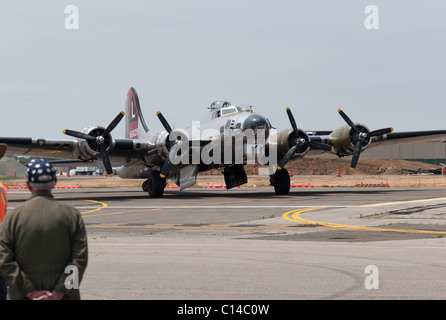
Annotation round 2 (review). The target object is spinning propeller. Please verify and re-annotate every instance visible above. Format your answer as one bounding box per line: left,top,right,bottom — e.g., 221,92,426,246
338,109,393,170
63,111,125,177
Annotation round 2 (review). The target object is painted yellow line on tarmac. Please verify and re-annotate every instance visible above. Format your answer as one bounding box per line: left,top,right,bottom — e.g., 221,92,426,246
80,199,163,217
80,198,260,218
355,197,446,208
85,208,163,218
282,207,326,223
81,198,446,235
283,207,446,235
81,200,108,214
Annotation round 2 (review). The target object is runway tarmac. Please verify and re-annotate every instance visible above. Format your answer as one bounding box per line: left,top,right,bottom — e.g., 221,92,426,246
6,186,446,300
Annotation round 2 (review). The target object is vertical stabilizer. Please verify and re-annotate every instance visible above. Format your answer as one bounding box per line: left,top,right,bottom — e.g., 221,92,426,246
125,87,152,140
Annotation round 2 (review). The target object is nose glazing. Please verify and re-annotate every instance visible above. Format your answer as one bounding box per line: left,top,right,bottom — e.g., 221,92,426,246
242,114,270,138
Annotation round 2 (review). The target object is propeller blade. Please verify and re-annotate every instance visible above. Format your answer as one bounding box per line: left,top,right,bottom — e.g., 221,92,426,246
368,127,393,137
277,145,298,170
350,140,363,170
338,109,360,134
63,129,96,141
286,107,300,138
156,111,172,133
160,157,172,179
103,111,125,137
99,144,114,177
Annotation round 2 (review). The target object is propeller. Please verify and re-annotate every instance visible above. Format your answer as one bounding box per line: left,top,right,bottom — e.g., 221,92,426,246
338,109,393,170
276,108,306,171
156,111,172,134
157,111,192,179
156,111,174,179
63,111,125,177
276,107,333,172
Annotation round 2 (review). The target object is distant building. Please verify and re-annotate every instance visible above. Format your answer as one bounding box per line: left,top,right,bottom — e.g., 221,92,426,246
362,141,446,165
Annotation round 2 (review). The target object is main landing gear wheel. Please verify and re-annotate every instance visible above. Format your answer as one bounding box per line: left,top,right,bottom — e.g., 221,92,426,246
145,170,166,198
271,169,290,195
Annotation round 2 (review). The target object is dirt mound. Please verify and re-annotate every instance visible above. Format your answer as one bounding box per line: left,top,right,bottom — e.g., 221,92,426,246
242,157,441,176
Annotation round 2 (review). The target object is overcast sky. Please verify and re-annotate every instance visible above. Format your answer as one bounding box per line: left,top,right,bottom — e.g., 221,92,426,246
0,1,445,139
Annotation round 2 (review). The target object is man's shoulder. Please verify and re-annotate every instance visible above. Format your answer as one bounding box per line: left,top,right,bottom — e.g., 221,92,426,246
14,195,80,215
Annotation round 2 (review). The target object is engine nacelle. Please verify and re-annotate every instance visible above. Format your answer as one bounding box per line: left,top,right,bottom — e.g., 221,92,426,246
155,131,170,161
72,126,114,161
329,123,372,157
277,128,310,159
155,129,190,162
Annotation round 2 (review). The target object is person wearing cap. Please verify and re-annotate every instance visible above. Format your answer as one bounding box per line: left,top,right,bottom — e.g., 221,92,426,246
0,158,88,300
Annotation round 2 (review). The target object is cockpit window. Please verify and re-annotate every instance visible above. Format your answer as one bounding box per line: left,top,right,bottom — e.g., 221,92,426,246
209,102,248,119
210,101,231,110
220,106,238,116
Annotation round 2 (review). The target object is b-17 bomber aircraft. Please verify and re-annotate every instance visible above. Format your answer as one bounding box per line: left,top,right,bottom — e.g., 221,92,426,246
1,87,446,198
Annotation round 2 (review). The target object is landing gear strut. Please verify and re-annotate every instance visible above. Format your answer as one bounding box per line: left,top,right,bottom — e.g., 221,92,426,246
142,170,166,198
270,169,290,195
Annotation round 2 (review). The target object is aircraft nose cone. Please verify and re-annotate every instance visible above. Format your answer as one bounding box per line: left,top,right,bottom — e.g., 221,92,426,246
243,114,270,138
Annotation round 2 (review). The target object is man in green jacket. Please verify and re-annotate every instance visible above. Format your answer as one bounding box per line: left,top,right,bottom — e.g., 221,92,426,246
0,159,88,300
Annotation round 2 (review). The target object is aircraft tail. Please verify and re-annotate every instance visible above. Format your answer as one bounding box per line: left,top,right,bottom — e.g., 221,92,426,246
125,87,152,139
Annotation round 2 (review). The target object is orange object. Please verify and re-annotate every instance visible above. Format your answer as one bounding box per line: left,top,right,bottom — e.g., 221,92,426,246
0,182,8,222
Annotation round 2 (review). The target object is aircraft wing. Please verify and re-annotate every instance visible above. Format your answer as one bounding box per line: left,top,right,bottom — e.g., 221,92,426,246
308,129,446,148
0,136,157,168
0,106,167,176
0,137,77,159
305,127,446,171
307,109,446,168
369,130,446,146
